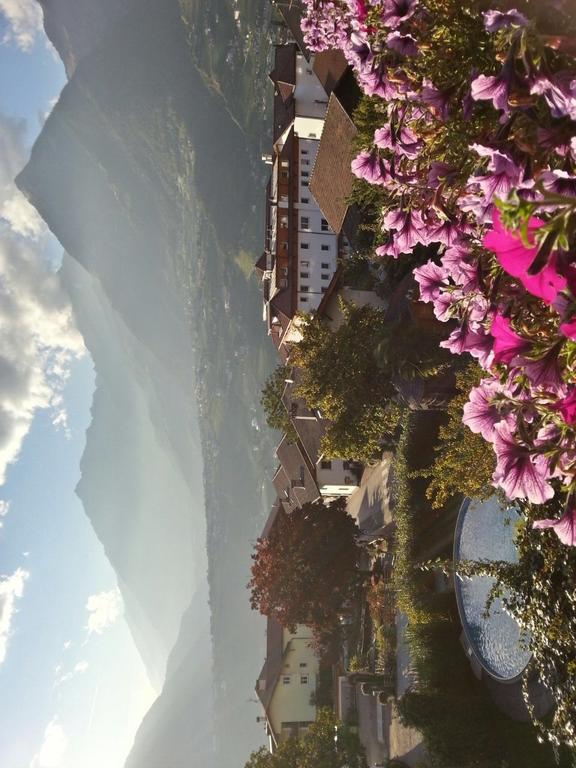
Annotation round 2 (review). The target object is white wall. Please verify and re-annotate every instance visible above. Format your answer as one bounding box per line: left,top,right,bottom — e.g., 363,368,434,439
295,53,329,119
317,459,358,496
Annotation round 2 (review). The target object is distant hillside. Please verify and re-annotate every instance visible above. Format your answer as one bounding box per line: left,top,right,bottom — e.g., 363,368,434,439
38,0,136,76
20,0,278,764
124,587,215,768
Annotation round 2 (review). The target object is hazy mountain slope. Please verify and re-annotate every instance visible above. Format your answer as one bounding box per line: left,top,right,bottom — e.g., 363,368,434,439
20,0,278,764
38,0,136,76
59,253,205,691
124,587,215,768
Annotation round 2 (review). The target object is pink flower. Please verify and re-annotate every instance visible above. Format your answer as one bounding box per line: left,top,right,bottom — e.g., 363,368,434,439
560,318,576,341
484,210,567,306
492,422,555,504
490,314,530,365
413,260,449,303
351,151,389,185
463,378,502,441
380,209,429,257
381,0,418,29
386,31,418,57
440,323,491,358
533,506,576,546
483,9,527,32
522,348,563,392
555,388,576,425
374,123,422,158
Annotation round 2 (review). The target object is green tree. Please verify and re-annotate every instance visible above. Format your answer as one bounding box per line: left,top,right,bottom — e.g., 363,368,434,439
248,499,362,644
244,709,366,768
260,364,297,440
418,363,496,508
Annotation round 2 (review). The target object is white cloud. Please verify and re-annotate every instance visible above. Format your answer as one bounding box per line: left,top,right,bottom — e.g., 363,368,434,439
30,719,68,768
54,659,89,687
0,567,29,664
0,113,44,239
0,499,9,528
86,588,123,635
0,114,85,485
0,0,43,51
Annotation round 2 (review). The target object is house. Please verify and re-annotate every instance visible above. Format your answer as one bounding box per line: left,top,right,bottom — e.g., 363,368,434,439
309,80,363,248
270,0,310,59
256,617,320,752
256,44,343,359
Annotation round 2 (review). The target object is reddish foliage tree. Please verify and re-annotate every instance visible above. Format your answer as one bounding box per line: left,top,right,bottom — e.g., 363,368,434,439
248,498,362,642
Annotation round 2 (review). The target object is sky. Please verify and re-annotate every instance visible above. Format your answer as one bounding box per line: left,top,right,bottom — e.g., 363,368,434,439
0,5,156,768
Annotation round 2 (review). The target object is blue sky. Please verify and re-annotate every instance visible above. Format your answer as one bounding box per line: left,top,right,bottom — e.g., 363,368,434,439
0,9,156,768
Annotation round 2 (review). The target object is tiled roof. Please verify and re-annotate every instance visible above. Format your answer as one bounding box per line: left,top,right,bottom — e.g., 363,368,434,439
256,616,285,711
313,49,350,96
271,0,310,59
276,435,320,507
309,93,358,235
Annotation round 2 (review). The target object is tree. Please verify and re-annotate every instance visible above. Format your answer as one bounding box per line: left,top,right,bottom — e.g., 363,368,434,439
260,364,297,440
248,498,362,642
290,302,399,461
244,709,366,768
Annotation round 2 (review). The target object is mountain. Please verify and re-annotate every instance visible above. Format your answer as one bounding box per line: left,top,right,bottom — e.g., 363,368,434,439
38,0,136,77
20,0,278,764
59,253,206,692
124,587,215,768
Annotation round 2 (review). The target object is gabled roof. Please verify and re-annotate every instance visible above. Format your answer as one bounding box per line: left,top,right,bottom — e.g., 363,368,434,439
313,49,350,96
256,616,285,711
270,44,297,141
309,92,359,237
271,0,310,59
276,435,320,507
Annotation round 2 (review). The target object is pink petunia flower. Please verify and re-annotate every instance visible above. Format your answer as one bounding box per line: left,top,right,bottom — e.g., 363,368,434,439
484,210,567,306
462,377,502,441
490,314,530,365
492,421,555,504
554,388,576,425
533,505,576,546
351,151,390,185
413,260,449,303
560,318,576,341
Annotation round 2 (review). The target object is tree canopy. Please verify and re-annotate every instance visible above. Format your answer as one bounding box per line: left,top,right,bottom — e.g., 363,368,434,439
244,709,366,768
260,364,297,440
248,498,361,642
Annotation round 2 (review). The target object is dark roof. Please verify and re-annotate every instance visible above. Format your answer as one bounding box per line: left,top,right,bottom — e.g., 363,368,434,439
276,435,320,507
270,44,297,141
281,371,327,465
255,252,269,275
261,500,284,539
309,93,358,236
313,50,350,96
256,616,285,711
271,0,309,59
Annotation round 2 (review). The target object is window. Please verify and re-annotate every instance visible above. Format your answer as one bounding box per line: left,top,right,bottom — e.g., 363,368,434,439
302,180,309,187
301,197,309,204
301,242,309,250
282,266,288,276
281,159,289,168
321,460,332,470
283,676,291,685
321,287,327,293
300,272,309,279
321,262,329,269
321,218,329,232
306,68,313,75
344,476,352,484
302,159,310,166
321,273,329,280
301,149,309,155
321,244,329,251
299,466,305,486
281,242,288,250
308,132,317,138
301,260,309,267
300,216,310,229
280,215,288,228
301,296,308,303
301,171,309,178
299,662,308,668
300,675,309,685
301,285,309,293
343,461,352,470
281,170,289,179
